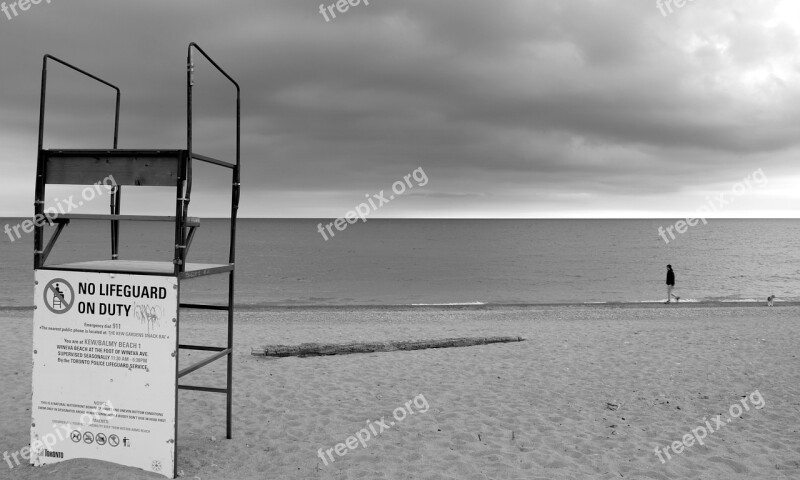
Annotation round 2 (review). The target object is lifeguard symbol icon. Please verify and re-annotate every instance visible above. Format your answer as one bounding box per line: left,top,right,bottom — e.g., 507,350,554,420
43,278,74,314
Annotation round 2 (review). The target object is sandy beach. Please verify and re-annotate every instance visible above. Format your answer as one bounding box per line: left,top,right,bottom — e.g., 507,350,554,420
2,304,799,479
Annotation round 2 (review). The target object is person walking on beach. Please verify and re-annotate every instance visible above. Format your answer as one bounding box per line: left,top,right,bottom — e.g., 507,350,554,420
665,264,680,303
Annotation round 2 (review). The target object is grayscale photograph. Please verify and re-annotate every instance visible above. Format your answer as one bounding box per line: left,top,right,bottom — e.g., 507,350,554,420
1,1,799,479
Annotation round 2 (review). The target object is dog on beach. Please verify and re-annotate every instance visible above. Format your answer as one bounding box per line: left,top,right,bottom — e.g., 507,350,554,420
767,295,775,307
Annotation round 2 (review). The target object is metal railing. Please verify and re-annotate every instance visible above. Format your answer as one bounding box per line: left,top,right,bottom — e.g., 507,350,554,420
34,55,121,268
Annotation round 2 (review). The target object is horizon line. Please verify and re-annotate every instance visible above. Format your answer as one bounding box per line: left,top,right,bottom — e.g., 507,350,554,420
1,216,799,220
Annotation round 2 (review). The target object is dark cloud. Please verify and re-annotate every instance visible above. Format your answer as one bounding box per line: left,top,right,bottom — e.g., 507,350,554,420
1,0,798,218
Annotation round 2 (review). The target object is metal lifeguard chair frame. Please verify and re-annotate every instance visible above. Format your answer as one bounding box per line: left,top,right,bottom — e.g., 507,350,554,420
32,43,239,478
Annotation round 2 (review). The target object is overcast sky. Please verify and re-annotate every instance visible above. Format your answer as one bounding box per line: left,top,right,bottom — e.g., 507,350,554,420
1,0,799,218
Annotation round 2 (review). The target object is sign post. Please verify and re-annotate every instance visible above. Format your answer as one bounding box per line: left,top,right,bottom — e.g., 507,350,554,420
31,270,178,477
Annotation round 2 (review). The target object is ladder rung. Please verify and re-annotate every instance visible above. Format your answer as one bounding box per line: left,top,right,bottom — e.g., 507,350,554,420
177,348,231,378
179,344,227,351
178,385,227,393
180,303,229,311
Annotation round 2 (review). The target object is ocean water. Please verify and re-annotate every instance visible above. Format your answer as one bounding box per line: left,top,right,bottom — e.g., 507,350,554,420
1,218,799,307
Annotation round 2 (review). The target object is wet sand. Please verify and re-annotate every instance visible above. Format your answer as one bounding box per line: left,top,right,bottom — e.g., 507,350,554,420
1,304,799,479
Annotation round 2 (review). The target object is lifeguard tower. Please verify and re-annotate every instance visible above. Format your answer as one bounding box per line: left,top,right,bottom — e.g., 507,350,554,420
30,43,239,478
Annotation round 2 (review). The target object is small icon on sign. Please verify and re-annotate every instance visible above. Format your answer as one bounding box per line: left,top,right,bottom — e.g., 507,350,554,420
43,278,74,314
108,434,120,447
95,433,107,445
83,432,94,444
152,460,162,472
123,436,130,447
70,430,81,442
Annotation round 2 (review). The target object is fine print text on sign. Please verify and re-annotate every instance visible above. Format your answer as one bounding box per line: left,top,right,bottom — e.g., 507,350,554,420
32,270,177,477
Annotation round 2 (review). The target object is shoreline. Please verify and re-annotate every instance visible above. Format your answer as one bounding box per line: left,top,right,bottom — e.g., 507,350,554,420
2,300,797,312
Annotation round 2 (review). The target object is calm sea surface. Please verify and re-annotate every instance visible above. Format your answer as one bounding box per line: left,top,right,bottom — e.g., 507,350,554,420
1,219,799,307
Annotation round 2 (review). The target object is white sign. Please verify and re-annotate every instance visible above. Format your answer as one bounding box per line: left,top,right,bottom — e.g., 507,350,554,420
31,270,177,478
